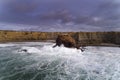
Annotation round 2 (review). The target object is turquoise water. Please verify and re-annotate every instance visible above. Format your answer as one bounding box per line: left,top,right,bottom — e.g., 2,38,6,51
0,42,120,80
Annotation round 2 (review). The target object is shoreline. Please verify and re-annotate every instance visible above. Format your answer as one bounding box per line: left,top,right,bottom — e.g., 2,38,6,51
0,41,119,47
0,30,119,47
0,40,55,43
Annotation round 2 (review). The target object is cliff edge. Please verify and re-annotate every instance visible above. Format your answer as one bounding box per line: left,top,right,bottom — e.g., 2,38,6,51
0,30,120,46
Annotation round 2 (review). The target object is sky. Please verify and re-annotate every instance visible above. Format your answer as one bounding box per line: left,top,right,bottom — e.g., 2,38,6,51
0,0,120,31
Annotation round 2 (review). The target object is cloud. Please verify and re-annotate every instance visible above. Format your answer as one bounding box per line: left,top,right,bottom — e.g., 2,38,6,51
41,10,73,23
5,0,39,14
0,0,120,31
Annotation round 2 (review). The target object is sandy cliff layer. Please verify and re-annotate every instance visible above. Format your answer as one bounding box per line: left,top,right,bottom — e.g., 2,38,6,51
0,30,120,46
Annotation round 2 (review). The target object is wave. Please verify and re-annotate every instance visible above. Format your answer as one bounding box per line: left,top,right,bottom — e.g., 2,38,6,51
18,44,82,55
1,42,120,80
18,46,41,53
16,44,120,80
0,43,15,48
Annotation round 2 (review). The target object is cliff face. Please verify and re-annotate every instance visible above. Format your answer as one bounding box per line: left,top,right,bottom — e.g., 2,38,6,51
74,32,120,45
0,31,48,42
0,30,120,45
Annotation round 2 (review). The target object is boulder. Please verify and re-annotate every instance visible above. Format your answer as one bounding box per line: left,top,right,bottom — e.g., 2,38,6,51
53,34,86,52
53,34,78,48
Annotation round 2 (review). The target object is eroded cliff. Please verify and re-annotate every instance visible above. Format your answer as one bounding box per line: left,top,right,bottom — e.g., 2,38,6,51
0,30,119,46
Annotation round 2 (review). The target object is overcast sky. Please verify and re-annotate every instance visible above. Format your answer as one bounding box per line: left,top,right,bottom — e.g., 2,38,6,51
0,0,120,31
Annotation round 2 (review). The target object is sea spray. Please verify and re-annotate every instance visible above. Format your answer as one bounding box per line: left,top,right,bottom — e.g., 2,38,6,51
0,42,120,80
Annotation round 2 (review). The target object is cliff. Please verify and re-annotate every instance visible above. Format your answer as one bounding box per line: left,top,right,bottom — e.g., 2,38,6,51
74,32,120,46
0,30,120,46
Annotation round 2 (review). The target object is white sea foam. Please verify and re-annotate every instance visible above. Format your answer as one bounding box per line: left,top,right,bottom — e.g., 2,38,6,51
18,43,120,77
18,46,41,53
22,44,120,80
0,43,15,47
1,42,120,80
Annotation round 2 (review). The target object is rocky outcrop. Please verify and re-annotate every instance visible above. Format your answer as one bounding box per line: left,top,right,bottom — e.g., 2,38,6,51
53,34,86,51
53,34,77,48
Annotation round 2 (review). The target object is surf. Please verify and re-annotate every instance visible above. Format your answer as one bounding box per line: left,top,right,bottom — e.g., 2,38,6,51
0,42,120,80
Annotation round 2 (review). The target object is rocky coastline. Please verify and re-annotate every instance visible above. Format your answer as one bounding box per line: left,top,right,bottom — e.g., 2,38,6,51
0,30,120,47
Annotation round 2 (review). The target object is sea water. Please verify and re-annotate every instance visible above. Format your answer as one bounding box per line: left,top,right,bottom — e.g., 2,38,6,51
0,42,120,80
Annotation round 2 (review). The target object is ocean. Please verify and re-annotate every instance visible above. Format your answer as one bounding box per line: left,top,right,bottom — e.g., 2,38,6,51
0,42,120,80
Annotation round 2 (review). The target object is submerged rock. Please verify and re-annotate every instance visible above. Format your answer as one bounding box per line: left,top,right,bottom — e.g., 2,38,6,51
18,49,28,52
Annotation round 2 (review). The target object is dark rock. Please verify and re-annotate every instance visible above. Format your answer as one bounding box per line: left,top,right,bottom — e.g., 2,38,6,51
18,49,27,52
53,34,85,52
53,34,76,48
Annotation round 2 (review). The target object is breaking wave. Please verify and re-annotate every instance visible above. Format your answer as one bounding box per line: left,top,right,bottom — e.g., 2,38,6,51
0,43,15,47
0,42,120,80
